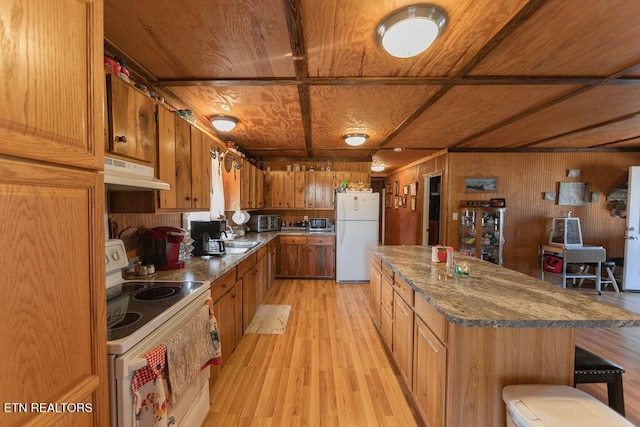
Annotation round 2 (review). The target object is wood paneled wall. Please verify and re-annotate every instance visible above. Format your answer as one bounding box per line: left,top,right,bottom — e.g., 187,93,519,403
384,154,449,246
385,152,640,277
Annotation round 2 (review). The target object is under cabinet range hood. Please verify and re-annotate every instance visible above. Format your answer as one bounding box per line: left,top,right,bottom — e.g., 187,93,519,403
103,156,170,191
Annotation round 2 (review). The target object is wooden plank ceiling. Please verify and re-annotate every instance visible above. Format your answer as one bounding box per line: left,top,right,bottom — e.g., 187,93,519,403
104,0,640,174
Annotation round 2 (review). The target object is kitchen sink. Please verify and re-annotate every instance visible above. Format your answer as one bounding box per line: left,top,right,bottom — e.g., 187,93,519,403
225,241,260,249
225,247,251,255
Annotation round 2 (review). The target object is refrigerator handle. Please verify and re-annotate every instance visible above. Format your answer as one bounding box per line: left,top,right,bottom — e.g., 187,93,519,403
353,195,358,211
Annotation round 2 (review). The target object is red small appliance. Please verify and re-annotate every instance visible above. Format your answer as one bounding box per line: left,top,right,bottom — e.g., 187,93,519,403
143,226,187,270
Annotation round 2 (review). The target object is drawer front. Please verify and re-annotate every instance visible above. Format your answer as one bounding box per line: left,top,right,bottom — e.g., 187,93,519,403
280,235,307,245
414,297,448,344
370,254,382,272
382,262,394,283
381,276,394,317
257,245,267,259
394,275,415,307
210,268,236,302
307,235,335,246
237,253,257,278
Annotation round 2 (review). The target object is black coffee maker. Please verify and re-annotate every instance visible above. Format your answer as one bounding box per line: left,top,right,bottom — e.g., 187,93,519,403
190,220,227,256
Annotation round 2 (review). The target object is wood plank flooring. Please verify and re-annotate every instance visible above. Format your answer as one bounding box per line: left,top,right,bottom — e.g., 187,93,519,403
573,286,640,425
205,279,640,426
205,279,422,426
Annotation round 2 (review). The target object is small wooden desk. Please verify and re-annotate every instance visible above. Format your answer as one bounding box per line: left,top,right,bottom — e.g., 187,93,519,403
540,244,605,294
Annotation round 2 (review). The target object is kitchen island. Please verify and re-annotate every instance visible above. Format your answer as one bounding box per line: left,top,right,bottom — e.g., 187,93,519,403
370,245,640,427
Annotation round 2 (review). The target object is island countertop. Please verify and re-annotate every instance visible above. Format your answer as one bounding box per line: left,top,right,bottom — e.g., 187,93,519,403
371,245,640,328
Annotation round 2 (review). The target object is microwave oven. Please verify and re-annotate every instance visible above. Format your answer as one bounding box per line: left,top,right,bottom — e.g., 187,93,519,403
308,218,333,232
248,215,281,232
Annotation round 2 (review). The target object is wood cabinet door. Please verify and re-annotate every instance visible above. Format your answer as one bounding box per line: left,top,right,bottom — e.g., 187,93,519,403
264,171,274,208
305,172,317,208
242,267,257,331
0,157,107,426
174,118,192,209
270,172,285,208
306,235,336,278
393,295,414,390
413,316,447,427
316,171,334,208
268,241,277,289
370,262,382,327
189,127,211,210
234,278,244,344
256,169,265,208
214,289,236,362
0,0,103,171
283,172,296,208
239,161,253,209
157,106,178,210
294,172,306,208
107,74,156,164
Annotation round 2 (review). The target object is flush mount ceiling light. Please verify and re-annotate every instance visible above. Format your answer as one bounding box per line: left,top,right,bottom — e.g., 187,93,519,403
394,147,404,152
371,163,386,172
344,133,368,146
376,4,447,58
211,115,238,132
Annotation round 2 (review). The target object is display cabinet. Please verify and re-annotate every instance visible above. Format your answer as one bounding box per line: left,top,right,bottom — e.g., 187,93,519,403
458,207,506,265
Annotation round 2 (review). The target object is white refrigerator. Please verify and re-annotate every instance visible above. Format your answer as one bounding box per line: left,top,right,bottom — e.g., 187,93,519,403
335,192,380,282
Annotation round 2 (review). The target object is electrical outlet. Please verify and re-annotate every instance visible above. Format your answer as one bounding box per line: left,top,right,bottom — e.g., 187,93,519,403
453,212,458,220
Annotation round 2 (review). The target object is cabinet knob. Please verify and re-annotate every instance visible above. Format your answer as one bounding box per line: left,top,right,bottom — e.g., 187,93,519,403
185,196,191,201
193,197,198,202
115,135,127,143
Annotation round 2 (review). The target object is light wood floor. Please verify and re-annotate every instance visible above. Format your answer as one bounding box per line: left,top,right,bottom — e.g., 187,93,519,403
205,279,640,426
573,285,640,425
205,279,422,426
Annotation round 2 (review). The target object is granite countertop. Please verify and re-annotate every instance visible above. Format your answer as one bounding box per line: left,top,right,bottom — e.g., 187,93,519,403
372,245,640,328
127,230,335,283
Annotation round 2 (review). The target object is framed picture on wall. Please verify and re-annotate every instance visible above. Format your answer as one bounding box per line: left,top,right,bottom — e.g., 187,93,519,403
386,183,392,194
401,196,407,207
386,194,392,208
394,181,399,196
465,177,497,192
558,182,588,206
409,181,418,196
403,185,409,195
410,198,417,211
395,197,399,209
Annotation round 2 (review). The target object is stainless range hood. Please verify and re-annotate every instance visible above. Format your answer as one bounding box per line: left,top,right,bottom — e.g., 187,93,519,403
103,156,170,191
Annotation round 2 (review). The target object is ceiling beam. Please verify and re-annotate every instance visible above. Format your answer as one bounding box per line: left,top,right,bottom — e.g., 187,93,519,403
283,0,314,158
153,75,640,87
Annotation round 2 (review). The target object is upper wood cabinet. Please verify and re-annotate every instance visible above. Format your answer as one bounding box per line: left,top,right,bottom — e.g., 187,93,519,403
0,0,104,171
306,171,333,209
106,73,157,164
223,159,263,211
111,108,212,213
264,170,334,210
159,114,211,211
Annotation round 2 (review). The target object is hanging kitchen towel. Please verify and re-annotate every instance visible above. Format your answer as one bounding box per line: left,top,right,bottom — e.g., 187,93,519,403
131,344,171,426
202,298,222,369
210,153,225,220
165,305,214,405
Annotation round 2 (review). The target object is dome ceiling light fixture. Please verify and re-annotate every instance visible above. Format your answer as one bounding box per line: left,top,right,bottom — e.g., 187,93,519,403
344,133,368,146
371,162,386,172
211,115,238,132
376,4,447,58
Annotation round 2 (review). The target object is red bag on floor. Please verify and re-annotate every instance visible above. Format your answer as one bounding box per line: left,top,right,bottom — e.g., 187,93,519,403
543,255,562,274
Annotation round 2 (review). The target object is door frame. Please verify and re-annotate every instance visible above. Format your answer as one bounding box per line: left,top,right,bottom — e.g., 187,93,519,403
422,172,442,246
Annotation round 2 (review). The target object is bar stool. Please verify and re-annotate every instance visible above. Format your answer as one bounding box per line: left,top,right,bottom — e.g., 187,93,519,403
574,346,626,416
601,260,620,292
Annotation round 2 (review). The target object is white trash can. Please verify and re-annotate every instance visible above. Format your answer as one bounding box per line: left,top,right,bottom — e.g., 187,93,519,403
502,384,634,427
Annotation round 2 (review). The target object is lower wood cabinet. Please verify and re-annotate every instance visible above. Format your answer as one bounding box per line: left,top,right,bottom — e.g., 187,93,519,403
380,274,394,349
413,316,446,427
393,295,414,389
369,259,382,328
277,235,335,278
267,240,277,289
209,269,238,384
